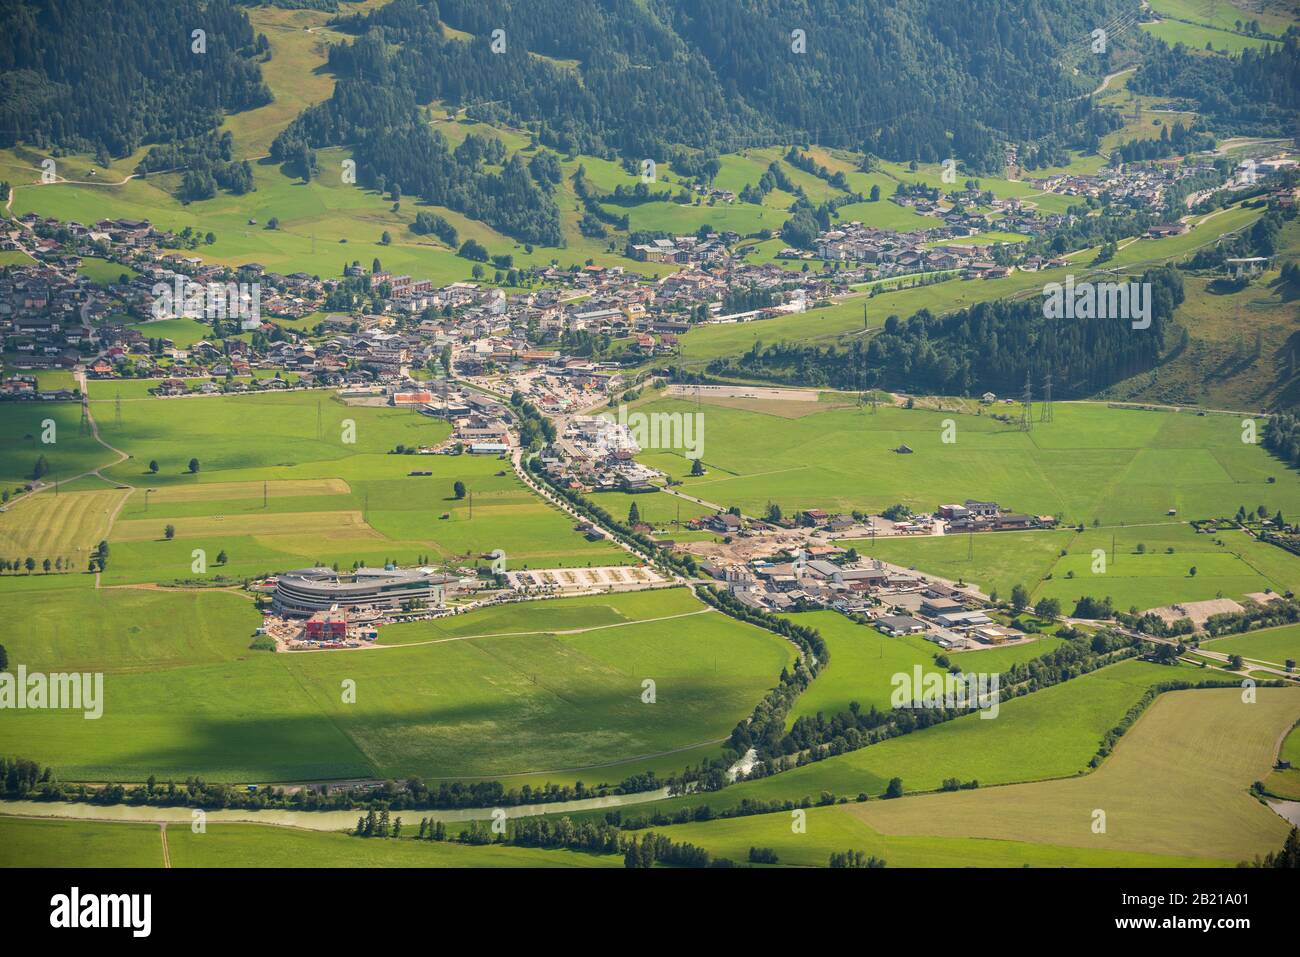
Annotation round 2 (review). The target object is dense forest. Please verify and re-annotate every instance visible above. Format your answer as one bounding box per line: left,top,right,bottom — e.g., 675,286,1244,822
313,0,1132,174
1129,34,1300,136
268,0,1142,243
1263,412,1300,469
271,76,564,244
704,266,1186,398
0,0,270,158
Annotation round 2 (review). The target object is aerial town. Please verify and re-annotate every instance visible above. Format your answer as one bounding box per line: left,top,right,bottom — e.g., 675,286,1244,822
3,0,1300,900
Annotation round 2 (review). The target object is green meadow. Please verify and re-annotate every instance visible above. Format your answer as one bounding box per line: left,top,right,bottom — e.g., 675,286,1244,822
0,402,112,487
0,583,259,674
0,817,165,868
1034,524,1294,612
633,392,1300,609
653,686,1296,866
1203,624,1300,668
635,395,1300,528
70,387,629,579
676,202,1263,362
1141,18,1279,54
845,687,1299,863
376,587,704,645
782,611,951,723
649,804,1225,867
0,583,794,784
0,817,618,868
166,823,620,868
593,658,1223,820
844,529,1077,601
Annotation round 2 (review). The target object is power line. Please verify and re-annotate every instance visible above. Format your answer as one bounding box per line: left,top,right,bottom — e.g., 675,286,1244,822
1021,372,1033,432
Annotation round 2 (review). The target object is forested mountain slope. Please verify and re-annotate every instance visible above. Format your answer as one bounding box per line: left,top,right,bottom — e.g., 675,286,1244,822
313,0,1133,169
0,0,270,158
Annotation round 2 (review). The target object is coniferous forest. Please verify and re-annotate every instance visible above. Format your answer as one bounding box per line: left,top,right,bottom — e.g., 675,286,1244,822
705,267,1186,398
0,0,270,158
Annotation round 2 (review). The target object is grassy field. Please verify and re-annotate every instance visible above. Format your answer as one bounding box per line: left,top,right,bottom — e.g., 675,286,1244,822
648,804,1224,868
782,611,950,723
53,387,631,581
0,816,618,868
376,587,703,645
0,817,166,868
1142,18,1279,54
676,202,1264,362
1203,624,1300,668
0,402,115,488
651,685,1297,866
586,658,1222,820
844,529,1077,601
633,393,1300,567
1033,523,1294,613
1104,219,1300,412
0,585,794,784
1267,723,1300,798
167,823,620,868
0,582,259,673
847,687,1300,862
0,487,128,565
1146,0,1297,36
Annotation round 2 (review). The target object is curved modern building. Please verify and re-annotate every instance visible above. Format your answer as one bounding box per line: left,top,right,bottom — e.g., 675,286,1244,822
272,566,454,617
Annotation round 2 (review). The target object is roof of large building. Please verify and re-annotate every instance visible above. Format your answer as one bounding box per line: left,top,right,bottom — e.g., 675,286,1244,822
278,567,457,595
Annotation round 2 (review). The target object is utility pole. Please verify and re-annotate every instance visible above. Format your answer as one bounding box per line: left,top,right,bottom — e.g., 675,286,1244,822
1040,371,1053,423
263,481,268,509
1021,372,1033,432
114,391,122,428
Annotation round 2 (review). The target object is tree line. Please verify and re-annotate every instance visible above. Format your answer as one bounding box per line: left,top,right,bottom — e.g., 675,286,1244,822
706,267,1186,398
